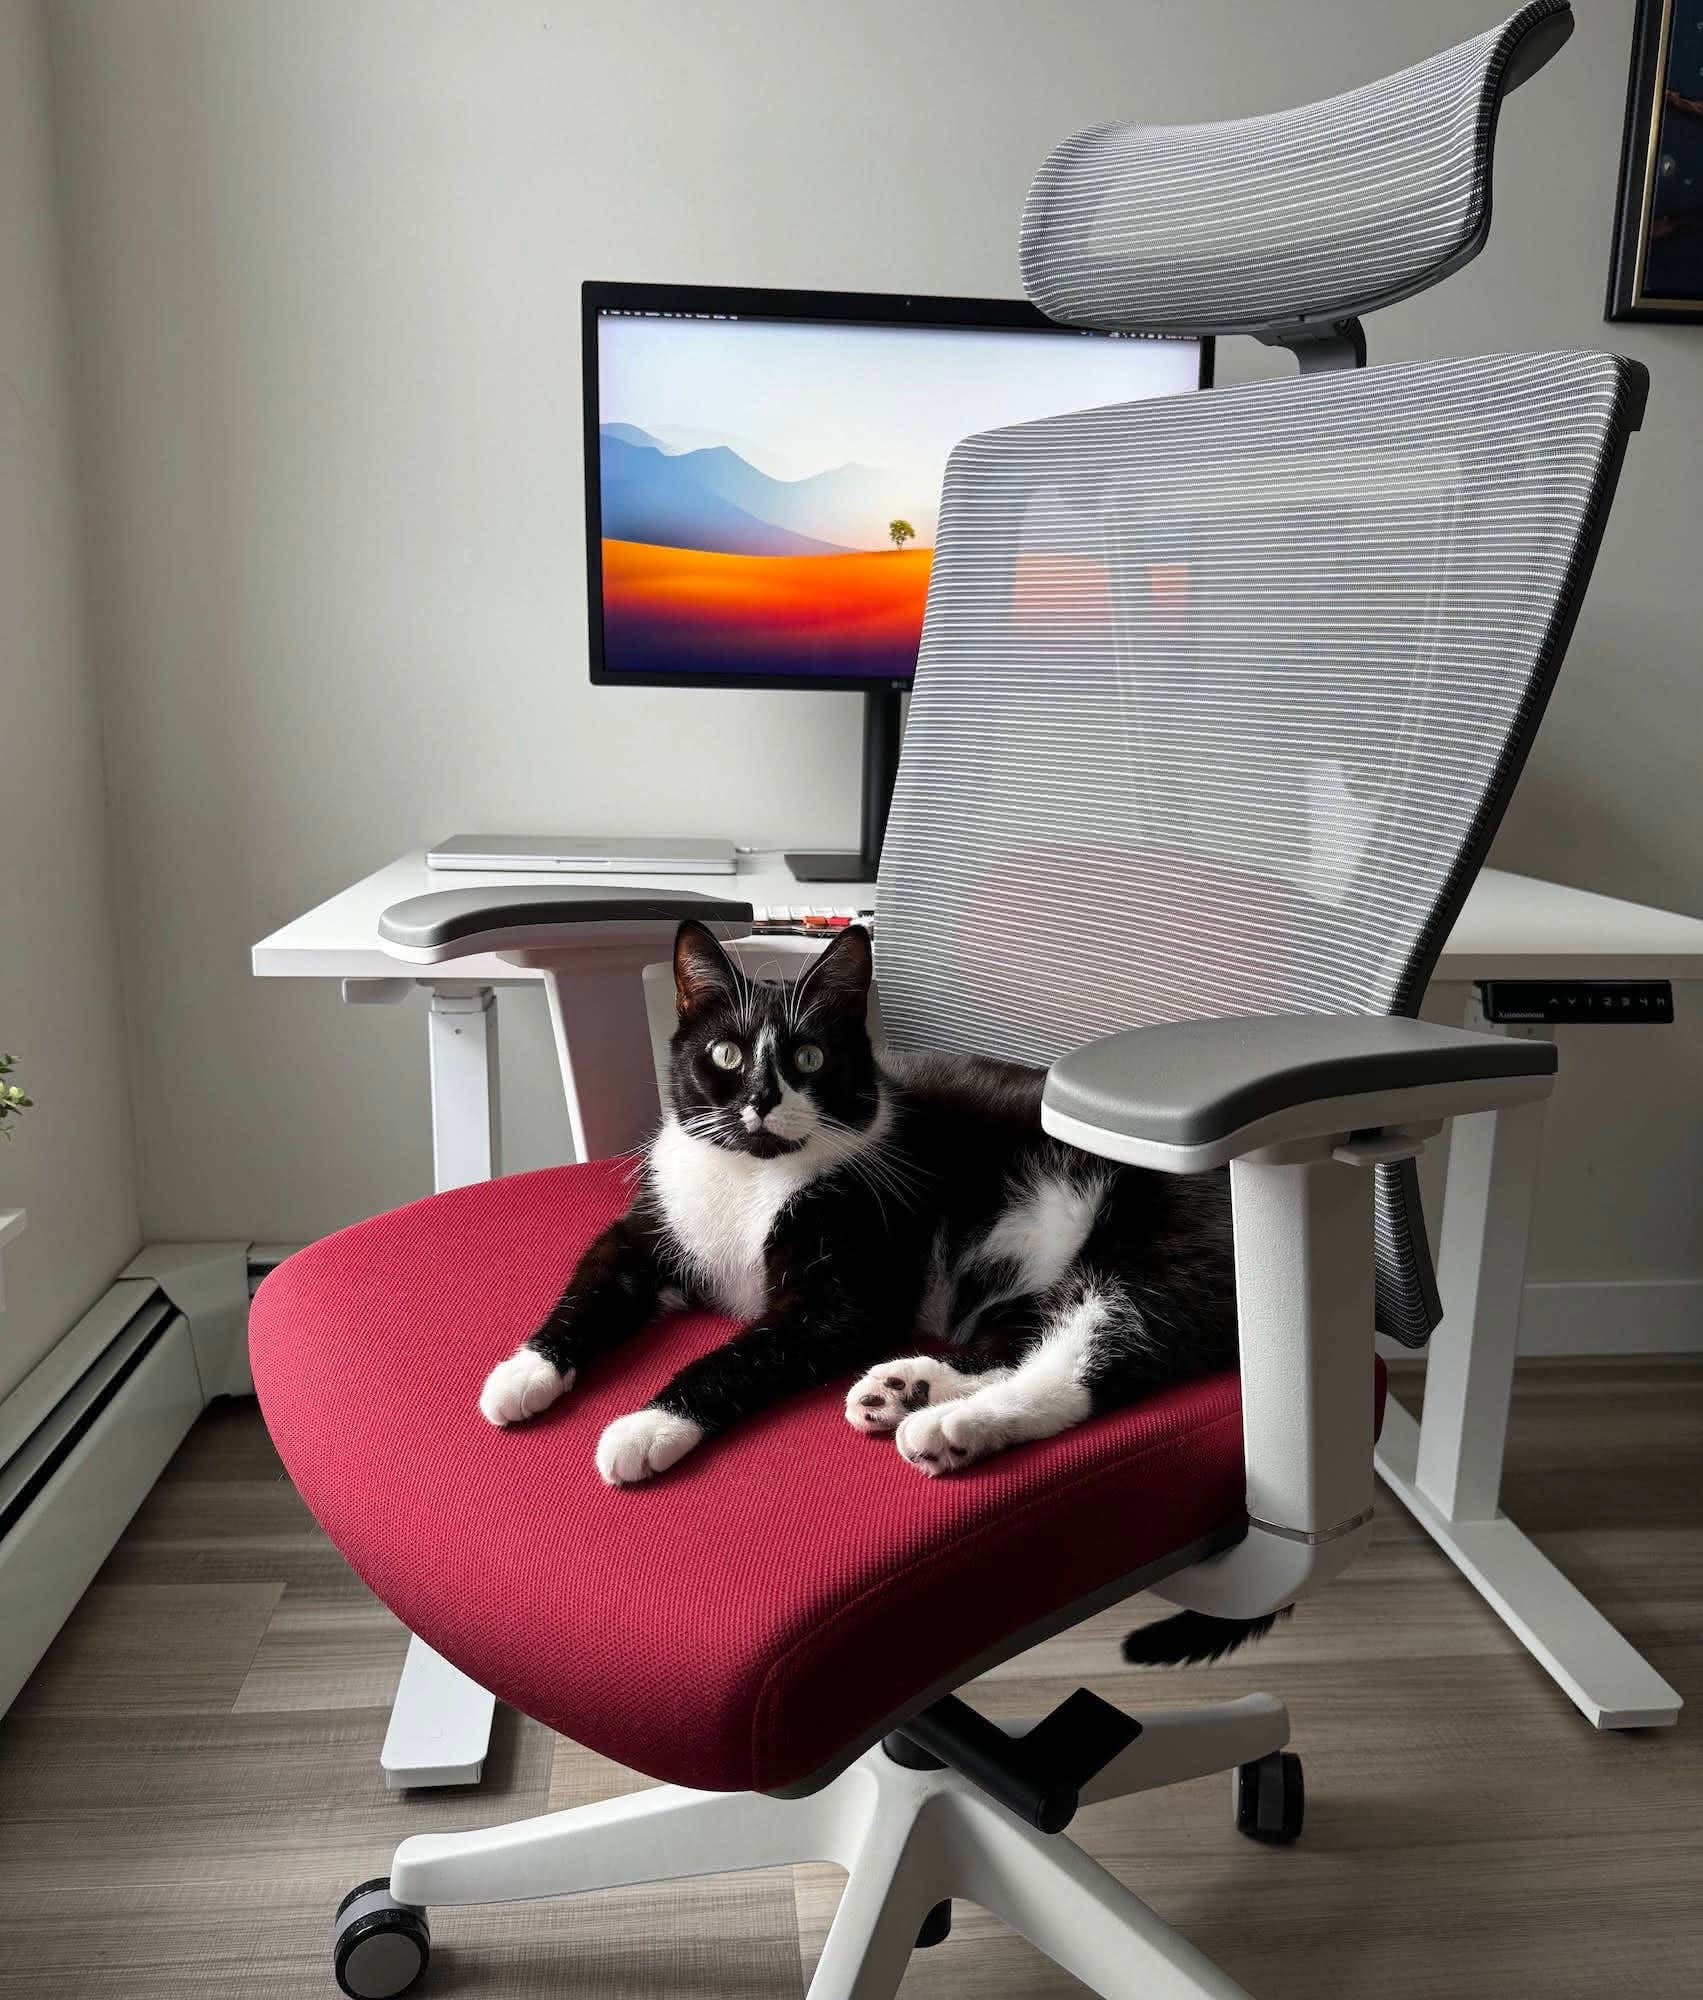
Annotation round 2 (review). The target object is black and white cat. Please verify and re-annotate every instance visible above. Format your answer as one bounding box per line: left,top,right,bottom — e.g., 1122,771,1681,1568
479,920,1238,1499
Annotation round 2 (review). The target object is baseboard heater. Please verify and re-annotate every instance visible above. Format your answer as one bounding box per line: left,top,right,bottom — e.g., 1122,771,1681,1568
0,1279,203,1716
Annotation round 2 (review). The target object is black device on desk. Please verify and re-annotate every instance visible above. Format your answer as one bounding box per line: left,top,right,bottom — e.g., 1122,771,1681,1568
582,280,1210,880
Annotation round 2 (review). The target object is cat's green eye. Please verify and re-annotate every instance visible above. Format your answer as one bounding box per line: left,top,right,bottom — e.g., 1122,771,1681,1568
794,1043,825,1074
709,1040,743,1071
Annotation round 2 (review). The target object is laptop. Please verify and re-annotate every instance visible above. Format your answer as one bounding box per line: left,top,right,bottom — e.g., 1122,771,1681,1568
426,834,737,877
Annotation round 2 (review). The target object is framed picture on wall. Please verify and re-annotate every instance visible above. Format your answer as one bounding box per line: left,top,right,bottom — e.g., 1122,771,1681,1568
1608,0,1703,320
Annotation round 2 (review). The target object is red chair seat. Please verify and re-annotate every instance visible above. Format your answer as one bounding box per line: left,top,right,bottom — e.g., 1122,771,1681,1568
251,1162,1261,1795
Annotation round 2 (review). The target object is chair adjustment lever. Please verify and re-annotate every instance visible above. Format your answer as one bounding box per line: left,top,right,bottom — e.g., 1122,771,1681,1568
883,1687,1141,1833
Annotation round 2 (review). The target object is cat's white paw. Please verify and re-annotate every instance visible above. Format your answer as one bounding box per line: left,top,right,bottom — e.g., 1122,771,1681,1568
895,1399,1013,1476
845,1356,980,1434
596,1407,705,1486
480,1348,573,1426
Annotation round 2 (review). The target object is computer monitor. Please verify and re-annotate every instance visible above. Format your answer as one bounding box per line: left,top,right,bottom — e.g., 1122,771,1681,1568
583,280,1210,877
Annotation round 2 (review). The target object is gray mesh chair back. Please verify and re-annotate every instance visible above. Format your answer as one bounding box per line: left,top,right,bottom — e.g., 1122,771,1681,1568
1020,0,1573,349
874,6,1646,1346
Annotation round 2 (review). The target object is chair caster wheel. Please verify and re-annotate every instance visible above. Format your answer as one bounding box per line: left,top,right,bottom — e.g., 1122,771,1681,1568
915,1899,953,1949
1235,1750,1304,1845
333,1878,431,1998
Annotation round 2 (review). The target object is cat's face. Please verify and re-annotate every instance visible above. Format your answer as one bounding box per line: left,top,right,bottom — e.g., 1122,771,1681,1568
666,922,879,1159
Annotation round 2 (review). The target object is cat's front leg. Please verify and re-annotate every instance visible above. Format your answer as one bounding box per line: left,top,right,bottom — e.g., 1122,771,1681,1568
480,1210,664,1428
596,1291,887,1485
594,1406,705,1484
480,1347,574,1426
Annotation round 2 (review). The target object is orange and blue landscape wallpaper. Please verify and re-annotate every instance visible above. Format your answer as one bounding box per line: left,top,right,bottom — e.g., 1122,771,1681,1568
594,314,1198,680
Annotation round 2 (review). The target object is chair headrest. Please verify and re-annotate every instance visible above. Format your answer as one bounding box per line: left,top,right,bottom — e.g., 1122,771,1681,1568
1019,2,1572,342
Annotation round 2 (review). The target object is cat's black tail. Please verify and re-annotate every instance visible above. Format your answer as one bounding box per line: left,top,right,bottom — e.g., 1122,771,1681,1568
1120,1606,1292,1667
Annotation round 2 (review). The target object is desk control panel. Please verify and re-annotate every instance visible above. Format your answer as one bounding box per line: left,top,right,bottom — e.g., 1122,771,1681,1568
1478,979,1675,1025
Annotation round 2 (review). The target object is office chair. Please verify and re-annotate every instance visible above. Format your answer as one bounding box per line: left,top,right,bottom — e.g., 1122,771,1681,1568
250,6,1645,1994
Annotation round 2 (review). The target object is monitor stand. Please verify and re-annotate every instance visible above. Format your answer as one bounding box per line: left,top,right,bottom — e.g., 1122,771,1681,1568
785,686,904,885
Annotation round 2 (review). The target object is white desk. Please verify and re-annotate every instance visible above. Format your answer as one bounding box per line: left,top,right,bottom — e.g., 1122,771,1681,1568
253,848,1703,986
254,853,1702,1780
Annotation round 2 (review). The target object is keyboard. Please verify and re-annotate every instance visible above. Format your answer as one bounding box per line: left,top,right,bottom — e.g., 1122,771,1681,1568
748,905,875,937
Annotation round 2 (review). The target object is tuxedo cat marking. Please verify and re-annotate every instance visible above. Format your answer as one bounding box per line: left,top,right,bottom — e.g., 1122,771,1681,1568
480,920,916,1483
646,1088,896,1323
478,921,1237,1495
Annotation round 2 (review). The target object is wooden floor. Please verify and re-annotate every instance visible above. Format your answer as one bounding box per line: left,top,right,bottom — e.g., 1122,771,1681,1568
1,1359,1698,1998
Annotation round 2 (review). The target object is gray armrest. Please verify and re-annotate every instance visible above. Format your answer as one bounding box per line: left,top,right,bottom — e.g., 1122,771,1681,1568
378,885,752,964
1042,1015,1556,1172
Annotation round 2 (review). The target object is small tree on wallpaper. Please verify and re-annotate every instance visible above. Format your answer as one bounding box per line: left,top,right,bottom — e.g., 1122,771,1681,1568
888,518,915,551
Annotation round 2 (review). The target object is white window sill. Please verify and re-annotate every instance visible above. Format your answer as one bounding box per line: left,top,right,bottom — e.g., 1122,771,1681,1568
0,1210,25,1311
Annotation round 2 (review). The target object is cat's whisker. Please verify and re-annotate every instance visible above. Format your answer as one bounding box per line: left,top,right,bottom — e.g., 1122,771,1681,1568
833,1149,891,1228
678,1105,739,1148
789,992,826,1036
855,1160,923,1215
814,1115,924,1208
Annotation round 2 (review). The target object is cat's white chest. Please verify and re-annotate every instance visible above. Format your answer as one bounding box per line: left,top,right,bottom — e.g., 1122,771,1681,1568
648,1119,813,1321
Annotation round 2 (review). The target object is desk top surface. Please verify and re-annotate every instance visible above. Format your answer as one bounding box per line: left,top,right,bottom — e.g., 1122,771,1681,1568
252,850,1703,986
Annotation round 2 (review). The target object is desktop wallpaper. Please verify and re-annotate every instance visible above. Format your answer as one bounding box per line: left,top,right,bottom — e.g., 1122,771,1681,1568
594,313,1199,681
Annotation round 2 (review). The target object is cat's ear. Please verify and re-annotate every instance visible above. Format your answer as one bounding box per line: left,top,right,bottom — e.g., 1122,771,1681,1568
673,921,740,1016
796,923,873,1017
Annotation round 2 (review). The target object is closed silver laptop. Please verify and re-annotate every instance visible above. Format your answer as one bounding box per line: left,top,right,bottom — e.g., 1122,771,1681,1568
427,834,737,876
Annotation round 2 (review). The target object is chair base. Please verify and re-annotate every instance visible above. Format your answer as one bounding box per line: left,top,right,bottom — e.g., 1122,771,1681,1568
378,1691,1290,2000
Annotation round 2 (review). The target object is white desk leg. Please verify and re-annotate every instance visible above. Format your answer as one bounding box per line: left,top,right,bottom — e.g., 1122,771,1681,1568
381,983,504,1790
1375,1010,1681,1730
1418,1064,1550,1520
426,984,502,1190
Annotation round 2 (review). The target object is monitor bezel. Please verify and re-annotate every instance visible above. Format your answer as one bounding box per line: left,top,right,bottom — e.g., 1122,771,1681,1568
582,278,1214,694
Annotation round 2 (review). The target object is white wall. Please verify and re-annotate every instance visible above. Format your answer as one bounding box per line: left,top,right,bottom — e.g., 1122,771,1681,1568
0,0,139,1404
40,1,1703,1299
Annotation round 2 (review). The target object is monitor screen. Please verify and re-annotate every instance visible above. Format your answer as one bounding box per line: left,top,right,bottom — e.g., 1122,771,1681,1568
584,283,1208,691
